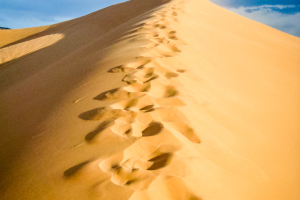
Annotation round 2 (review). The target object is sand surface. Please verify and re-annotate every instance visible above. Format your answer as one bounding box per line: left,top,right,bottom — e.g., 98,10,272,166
0,0,300,199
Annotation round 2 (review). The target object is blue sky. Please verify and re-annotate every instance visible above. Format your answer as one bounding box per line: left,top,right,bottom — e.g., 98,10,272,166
0,0,299,37
0,0,127,28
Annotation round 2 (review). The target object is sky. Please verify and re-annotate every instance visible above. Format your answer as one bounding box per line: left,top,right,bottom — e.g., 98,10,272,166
210,0,300,37
0,0,299,37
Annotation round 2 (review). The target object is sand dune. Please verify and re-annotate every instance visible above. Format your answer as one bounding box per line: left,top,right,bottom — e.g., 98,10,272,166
0,0,299,199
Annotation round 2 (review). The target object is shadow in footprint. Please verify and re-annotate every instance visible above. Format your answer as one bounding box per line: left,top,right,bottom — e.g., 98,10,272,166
144,108,156,113
122,73,136,84
144,76,158,83
94,88,119,101
142,122,164,137
64,160,91,178
172,122,201,144
177,69,186,73
165,72,179,79
78,107,123,121
85,119,115,141
94,88,139,101
107,65,133,73
169,35,178,40
125,179,138,186
79,108,103,120
160,25,167,29
140,105,154,111
164,88,178,98
147,153,172,170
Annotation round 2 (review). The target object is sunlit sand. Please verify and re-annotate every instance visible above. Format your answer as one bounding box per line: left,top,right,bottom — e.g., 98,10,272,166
0,0,299,199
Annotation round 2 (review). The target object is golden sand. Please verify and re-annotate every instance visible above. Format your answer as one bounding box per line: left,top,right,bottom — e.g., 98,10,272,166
0,0,299,199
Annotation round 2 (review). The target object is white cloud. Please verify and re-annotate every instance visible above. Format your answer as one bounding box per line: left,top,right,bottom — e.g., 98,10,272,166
226,5,300,37
243,5,297,10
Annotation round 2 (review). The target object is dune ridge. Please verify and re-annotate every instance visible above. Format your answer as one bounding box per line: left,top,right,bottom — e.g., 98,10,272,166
0,0,299,200
74,1,202,199
80,0,201,197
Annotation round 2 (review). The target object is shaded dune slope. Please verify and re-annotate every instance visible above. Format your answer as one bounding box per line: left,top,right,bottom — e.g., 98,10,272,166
0,0,299,200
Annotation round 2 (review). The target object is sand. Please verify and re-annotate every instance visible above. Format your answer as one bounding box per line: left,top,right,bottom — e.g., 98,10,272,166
0,0,299,199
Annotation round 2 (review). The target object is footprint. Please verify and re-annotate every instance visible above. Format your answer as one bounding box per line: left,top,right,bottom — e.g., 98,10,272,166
169,35,178,40
165,71,179,78
131,67,158,83
123,58,152,69
131,121,148,137
135,112,153,126
123,139,158,161
154,63,179,79
94,88,141,101
78,107,135,121
159,25,167,29
151,37,169,44
122,73,137,84
111,118,133,138
139,74,158,83
170,122,201,144
135,95,155,110
149,23,169,30
135,65,155,78
123,81,151,93
144,42,160,49
145,32,160,38
121,157,152,170
99,153,124,174
164,43,181,52
168,30,178,40
111,99,139,110
148,80,178,98
110,166,155,190
108,65,134,73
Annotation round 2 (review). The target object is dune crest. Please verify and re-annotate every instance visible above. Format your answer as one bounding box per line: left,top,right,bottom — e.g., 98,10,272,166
78,1,200,196
0,0,299,200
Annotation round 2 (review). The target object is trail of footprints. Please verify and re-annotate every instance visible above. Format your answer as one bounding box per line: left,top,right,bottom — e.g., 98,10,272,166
68,0,200,197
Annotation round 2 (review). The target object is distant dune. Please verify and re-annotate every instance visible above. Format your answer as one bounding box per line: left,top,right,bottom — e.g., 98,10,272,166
0,0,299,200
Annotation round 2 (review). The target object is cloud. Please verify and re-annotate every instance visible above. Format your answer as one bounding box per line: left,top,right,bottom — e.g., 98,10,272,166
210,0,300,8
226,5,300,37
242,5,300,15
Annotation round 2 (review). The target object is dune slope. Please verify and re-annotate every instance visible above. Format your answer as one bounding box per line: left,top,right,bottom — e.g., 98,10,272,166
0,0,299,200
